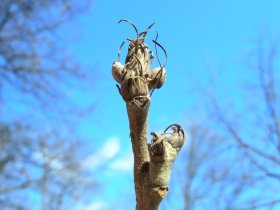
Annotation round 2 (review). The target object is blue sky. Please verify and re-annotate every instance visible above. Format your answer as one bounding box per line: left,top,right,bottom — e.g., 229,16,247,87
28,1,280,209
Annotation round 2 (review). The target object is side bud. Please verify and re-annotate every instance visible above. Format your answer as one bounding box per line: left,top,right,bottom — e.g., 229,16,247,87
148,124,185,188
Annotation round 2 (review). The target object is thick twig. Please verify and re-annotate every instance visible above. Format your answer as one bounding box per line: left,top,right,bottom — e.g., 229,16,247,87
112,20,185,210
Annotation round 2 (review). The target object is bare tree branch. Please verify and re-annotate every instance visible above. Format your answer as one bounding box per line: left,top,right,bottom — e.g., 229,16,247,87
212,100,280,165
236,198,280,210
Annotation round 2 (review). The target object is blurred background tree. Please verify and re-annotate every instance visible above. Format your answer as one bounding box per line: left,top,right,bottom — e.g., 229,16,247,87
0,0,93,113
0,123,95,210
0,1,96,209
164,124,255,210
181,125,251,210
207,36,280,209
167,36,280,210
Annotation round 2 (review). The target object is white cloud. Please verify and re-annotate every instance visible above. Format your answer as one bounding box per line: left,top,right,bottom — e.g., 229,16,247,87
84,201,105,210
109,152,134,172
100,137,120,159
83,137,120,169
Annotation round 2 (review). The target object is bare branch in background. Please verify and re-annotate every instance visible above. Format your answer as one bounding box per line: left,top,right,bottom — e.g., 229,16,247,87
0,123,96,210
203,35,280,209
0,0,92,116
0,1,98,209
